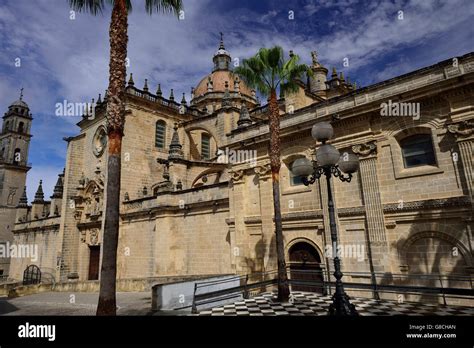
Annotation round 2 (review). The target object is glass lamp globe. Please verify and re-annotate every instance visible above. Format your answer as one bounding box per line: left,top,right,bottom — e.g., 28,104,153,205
316,144,340,167
311,122,334,142
337,152,360,174
290,157,314,177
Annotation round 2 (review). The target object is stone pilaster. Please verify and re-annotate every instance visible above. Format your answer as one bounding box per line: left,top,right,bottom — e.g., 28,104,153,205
447,120,474,202
228,169,247,274
352,141,389,273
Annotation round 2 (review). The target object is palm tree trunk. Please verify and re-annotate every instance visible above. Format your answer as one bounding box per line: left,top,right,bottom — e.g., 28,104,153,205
268,88,290,302
96,0,128,316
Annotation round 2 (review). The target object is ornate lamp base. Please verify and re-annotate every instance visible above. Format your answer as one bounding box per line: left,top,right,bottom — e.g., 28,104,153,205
328,293,359,316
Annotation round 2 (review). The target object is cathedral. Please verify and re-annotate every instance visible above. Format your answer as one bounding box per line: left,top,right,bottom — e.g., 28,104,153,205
1,37,473,301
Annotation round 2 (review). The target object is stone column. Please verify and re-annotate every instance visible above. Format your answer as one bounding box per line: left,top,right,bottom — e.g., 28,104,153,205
447,121,474,202
352,141,389,273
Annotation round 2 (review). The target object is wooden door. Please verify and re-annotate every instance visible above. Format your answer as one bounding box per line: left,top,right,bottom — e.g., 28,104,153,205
88,246,100,280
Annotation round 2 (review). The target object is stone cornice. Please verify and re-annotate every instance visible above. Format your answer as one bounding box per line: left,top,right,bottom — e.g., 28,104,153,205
281,210,323,221
383,196,471,213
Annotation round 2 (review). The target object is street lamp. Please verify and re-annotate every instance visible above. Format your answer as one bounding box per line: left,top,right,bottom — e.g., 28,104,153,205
290,121,359,316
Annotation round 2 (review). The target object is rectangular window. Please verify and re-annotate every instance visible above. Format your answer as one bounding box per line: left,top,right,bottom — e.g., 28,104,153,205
201,134,210,160
401,135,436,168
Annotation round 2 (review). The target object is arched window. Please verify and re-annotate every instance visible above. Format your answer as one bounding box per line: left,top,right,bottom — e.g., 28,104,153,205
201,133,211,160
400,134,436,168
155,120,166,149
18,122,24,133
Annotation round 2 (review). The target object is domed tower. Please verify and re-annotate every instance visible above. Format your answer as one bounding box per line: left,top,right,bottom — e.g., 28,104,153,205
191,33,257,112
0,88,33,276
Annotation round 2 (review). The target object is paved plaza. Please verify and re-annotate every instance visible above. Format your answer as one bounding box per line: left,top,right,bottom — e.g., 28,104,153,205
1,290,473,316
0,291,153,316
197,292,474,316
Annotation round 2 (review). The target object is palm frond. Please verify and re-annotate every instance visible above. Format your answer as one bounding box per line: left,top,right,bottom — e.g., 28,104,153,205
69,0,105,14
145,0,183,15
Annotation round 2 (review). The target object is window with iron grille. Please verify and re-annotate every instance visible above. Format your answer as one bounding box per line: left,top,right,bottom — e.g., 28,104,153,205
201,134,210,160
155,121,166,149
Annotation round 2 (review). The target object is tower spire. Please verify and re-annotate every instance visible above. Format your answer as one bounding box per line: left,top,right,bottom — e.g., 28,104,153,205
33,180,44,203
18,186,28,207
20,87,24,101
219,32,225,50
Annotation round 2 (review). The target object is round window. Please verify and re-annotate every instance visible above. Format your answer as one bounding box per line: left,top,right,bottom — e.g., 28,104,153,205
93,127,107,157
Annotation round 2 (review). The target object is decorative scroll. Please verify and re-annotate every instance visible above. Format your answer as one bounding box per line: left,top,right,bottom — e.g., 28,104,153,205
352,141,377,157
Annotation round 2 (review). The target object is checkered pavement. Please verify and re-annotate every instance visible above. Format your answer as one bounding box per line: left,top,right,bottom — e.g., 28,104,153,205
197,292,474,316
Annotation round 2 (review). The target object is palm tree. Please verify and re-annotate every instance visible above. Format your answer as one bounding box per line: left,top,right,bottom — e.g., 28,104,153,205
235,47,311,302
69,0,183,316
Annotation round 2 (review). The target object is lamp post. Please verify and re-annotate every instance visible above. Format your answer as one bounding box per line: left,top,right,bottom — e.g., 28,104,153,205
290,122,359,316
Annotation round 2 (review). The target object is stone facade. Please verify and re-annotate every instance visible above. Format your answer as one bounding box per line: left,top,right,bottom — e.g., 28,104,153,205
5,41,474,303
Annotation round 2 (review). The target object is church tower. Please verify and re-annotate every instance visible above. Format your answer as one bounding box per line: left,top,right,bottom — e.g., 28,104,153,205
0,89,33,277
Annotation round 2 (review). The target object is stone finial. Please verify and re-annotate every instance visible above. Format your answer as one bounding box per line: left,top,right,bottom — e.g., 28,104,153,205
143,79,149,92
128,73,135,87
169,89,175,101
238,103,252,128
181,93,187,105
156,83,162,97
190,87,195,100
97,93,102,104
168,123,183,160
124,192,130,201
311,51,318,64
104,89,108,102
339,72,345,81
18,186,28,207
78,173,86,188
51,173,64,199
33,180,44,203
331,67,337,78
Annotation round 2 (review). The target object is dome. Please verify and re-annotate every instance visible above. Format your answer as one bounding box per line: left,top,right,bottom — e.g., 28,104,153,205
10,99,29,109
194,70,253,98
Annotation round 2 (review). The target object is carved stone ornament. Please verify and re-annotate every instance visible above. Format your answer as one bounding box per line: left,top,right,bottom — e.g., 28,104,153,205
90,229,99,245
254,164,271,176
229,169,245,182
352,141,377,157
447,120,474,138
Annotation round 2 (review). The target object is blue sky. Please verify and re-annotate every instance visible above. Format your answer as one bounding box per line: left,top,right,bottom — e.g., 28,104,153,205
0,0,473,200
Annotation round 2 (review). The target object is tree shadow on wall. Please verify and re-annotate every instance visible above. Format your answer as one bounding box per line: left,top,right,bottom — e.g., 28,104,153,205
390,197,472,305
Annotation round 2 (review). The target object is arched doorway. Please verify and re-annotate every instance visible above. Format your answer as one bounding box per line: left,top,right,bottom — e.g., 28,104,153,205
289,242,324,293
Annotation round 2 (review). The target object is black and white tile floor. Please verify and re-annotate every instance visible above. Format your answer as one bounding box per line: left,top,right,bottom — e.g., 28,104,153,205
197,292,474,316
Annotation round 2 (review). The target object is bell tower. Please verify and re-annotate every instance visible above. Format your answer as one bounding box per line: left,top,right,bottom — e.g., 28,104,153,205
0,89,33,276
